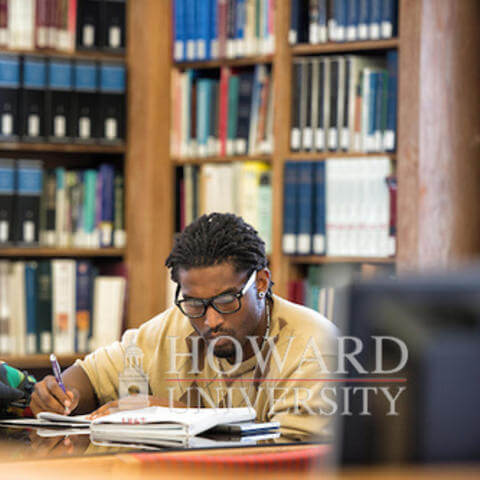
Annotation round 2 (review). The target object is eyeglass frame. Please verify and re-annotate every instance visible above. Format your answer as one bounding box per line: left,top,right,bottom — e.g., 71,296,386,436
174,270,258,319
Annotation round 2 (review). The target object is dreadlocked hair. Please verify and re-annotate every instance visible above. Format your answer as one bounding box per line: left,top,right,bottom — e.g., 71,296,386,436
165,213,272,297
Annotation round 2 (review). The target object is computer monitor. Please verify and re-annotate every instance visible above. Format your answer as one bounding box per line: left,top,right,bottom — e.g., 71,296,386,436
337,268,480,464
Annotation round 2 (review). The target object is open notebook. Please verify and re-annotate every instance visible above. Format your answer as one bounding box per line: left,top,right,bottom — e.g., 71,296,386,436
0,407,256,438
90,406,256,438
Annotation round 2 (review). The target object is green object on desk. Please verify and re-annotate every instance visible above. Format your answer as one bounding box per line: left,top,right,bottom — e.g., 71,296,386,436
0,361,36,417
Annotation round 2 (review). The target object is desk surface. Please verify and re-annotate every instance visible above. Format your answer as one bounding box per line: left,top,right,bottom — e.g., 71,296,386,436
1,426,479,480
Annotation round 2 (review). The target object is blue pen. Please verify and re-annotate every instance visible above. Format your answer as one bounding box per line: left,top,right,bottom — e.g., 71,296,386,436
50,353,66,394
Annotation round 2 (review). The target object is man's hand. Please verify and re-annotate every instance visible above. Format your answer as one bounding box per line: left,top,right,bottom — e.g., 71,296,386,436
86,395,186,420
30,375,80,417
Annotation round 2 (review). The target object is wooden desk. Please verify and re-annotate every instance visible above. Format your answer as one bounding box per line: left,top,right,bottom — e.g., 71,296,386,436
0,445,479,480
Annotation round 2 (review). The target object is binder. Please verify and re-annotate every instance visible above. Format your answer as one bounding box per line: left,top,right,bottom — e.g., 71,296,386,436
99,61,125,143
21,56,47,141
282,162,297,254
102,0,126,52
13,159,44,245
47,58,74,142
0,54,20,141
76,0,102,50
0,158,14,245
73,60,99,142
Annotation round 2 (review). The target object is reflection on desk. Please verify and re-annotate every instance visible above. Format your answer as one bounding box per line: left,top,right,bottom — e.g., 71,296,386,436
0,424,322,463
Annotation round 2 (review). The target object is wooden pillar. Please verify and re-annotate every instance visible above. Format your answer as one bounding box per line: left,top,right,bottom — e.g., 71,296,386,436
125,0,173,327
397,0,480,271
271,0,293,297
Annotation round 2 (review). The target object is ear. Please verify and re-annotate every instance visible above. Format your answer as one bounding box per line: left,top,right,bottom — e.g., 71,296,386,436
256,268,271,296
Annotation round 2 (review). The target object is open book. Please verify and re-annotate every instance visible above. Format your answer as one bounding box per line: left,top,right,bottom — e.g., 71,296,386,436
90,406,256,439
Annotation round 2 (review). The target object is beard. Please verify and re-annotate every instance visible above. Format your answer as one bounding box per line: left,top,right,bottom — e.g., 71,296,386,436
204,332,243,361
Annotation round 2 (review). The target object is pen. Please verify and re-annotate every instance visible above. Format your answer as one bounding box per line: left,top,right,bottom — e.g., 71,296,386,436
50,353,66,394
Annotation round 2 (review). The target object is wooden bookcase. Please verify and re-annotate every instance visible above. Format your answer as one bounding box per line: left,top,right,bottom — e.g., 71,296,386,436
125,0,480,328
5,0,479,369
0,48,126,369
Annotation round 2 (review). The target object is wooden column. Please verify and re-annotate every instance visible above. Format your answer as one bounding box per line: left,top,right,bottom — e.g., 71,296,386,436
125,0,173,327
397,0,480,271
271,0,293,297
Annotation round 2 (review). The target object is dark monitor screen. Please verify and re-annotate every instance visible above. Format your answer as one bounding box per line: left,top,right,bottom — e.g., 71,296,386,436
338,268,480,464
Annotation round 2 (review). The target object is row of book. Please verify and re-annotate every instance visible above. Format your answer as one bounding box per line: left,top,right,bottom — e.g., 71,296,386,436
289,0,398,45
0,54,125,143
291,51,397,153
0,160,125,248
0,0,126,53
171,65,273,159
0,259,126,355
175,161,272,254
283,157,396,257
173,0,274,62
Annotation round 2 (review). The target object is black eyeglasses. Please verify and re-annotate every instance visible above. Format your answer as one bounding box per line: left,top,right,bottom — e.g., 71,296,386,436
175,270,257,319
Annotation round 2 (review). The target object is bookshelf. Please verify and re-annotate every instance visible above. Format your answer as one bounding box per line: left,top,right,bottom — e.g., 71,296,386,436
133,0,479,315
0,143,125,154
0,47,124,62
0,248,125,258
6,0,478,370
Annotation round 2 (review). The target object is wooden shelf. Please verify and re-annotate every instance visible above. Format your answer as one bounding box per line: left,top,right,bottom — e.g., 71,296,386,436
0,47,125,61
173,55,273,70
173,154,272,165
0,142,125,154
287,152,396,161
3,354,85,369
289,256,396,265
292,38,399,55
0,248,125,258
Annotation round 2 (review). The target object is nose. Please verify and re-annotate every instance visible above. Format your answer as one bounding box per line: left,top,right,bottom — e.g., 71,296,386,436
204,304,224,331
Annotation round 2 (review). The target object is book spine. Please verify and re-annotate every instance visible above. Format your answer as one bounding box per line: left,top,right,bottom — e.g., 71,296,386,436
15,160,43,245
255,71,269,153
197,0,211,60
313,161,326,255
282,162,297,254
290,59,302,151
0,0,8,47
210,0,218,59
0,54,21,140
52,259,76,354
36,260,52,353
340,56,351,150
384,50,397,152
218,0,228,59
196,78,209,157
236,71,253,155
226,0,236,58
25,261,38,354
369,0,381,40
296,161,314,254
218,66,230,156
258,170,272,254
0,260,11,353
328,58,339,151
357,0,369,40
42,169,57,246
289,0,299,45
185,0,196,60
302,59,313,151
174,0,185,61
35,0,48,49
0,158,15,245
235,0,246,57
83,169,97,247
75,259,93,353
381,0,394,39
227,74,239,156
113,172,126,248
346,0,358,41
99,163,114,247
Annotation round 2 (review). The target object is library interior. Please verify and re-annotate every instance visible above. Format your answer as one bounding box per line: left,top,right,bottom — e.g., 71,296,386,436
0,1,479,479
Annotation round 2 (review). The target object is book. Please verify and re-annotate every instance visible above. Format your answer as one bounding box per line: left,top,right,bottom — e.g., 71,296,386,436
91,406,256,439
25,261,38,354
0,158,15,245
0,54,20,141
90,275,126,350
0,260,11,354
52,259,76,354
36,260,53,353
14,159,43,245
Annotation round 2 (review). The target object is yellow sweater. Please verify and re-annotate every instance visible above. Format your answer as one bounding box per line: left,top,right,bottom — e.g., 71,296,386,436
76,295,338,440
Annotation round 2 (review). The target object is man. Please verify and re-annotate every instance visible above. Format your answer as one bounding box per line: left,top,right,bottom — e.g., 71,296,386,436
31,213,338,439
